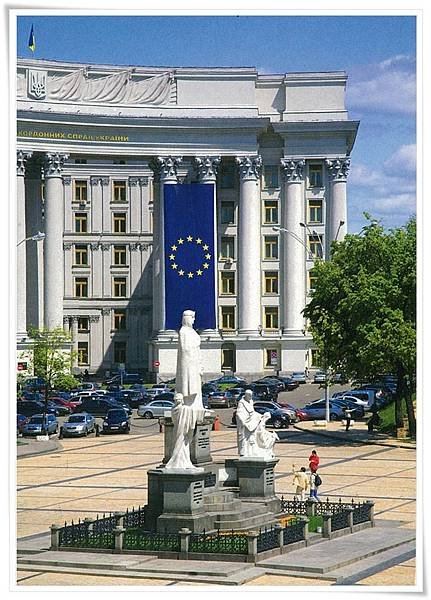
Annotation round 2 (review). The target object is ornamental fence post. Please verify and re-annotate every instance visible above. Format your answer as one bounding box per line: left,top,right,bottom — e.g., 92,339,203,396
366,500,375,526
114,511,125,528
274,523,283,551
301,517,310,545
247,530,258,559
305,499,315,517
322,513,332,539
114,526,125,553
345,506,354,532
50,524,61,550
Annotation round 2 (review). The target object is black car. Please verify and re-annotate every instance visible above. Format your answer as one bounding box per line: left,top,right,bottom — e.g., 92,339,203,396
117,389,147,409
73,397,130,417
202,382,221,395
255,377,285,392
272,376,300,391
47,400,70,416
17,400,58,417
102,408,131,434
232,405,290,429
237,382,277,401
331,398,364,419
104,373,143,386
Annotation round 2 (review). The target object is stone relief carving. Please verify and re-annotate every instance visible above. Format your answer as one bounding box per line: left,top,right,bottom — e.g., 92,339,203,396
63,176,72,186
129,176,149,187
28,70,47,100
101,308,111,316
325,158,350,181
280,158,305,183
89,315,100,323
236,155,262,181
43,68,175,105
150,156,182,182
63,242,73,251
43,153,69,178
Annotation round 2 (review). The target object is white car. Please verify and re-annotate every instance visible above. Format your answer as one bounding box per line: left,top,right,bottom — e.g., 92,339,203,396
137,399,174,418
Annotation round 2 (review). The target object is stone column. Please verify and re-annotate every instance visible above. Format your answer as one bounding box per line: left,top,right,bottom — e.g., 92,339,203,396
129,176,148,234
63,316,70,334
129,243,141,296
90,177,102,233
71,316,79,368
90,243,102,298
280,158,306,336
100,177,110,233
43,152,68,330
101,308,112,368
195,155,221,338
63,243,73,298
101,244,111,297
149,156,182,336
89,315,102,372
325,158,349,246
26,158,43,330
17,150,32,337
236,155,262,335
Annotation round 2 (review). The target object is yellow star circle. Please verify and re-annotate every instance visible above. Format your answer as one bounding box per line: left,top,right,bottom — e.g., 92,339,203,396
168,235,212,278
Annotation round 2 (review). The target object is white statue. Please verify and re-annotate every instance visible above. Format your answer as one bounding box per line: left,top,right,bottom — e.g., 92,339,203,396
175,310,204,412
164,393,207,471
236,389,279,459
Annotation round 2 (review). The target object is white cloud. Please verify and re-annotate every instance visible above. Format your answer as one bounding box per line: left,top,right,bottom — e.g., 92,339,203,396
385,144,416,173
371,193,416,215
347,54,416,114
349,160,415,195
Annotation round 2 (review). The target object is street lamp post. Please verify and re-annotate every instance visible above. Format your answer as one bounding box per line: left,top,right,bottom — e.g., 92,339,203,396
272,226,313,260
17,231,45,247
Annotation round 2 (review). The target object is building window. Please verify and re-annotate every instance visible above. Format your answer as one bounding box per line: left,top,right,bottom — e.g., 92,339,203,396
309,164,323,188
113,159,126,165
77,317,89,332
220,237,235,260
220,201,235,224
113,309,127,330
221,345,235,371
113,277,127,298
218,164,235,189
265,348,279,368
74,180,88,202
74,244,88,266
114,341,126,364
308,270,318,291
220,271,235,295
264,236,279,260
308,199,323,224
264,271,279,295
263,165,279,189
113,213,126,233
74,277,88,298
74,159,87,164
263,200,278,224
264,306,279,330
113,245,127,266
74,212,88,233
77,342,89,365
220,306,235,330
113,181,127,203
308,234,323,259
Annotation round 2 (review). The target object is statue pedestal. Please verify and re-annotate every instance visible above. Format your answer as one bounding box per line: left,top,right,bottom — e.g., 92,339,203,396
146,468,215,533
236,457,281,513
161,414,216,466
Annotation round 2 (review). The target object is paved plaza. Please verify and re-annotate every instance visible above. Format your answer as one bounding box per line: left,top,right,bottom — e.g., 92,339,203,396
16,425,417,587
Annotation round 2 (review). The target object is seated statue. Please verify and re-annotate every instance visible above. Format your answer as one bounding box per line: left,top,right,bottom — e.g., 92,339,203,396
236,389,279,460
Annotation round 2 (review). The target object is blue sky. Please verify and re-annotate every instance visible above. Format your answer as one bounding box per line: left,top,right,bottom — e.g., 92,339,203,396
16,14,417,233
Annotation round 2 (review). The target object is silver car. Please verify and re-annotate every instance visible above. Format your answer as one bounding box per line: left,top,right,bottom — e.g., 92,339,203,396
137,399,174,419
22,414,58,436
61,413,95,437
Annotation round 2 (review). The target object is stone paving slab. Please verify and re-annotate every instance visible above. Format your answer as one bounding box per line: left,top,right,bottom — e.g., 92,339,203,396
259,527,416,574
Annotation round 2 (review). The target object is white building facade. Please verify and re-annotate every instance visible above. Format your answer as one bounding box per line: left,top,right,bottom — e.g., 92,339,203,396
16,59,358,380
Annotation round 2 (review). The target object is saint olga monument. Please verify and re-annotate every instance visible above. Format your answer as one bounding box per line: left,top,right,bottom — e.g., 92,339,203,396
145,310,283,533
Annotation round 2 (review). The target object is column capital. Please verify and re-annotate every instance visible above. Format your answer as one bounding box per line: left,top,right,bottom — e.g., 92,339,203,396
129,176,149,187
101,308,111,316
63,242,73,251
325,157,350,181
149,156,183,183
130,242,140,251
280,158,305,183
194,155,221,183
89,315,100,323
43,153,69,178
17,150,33,176
70,316,79,324
100,243,111,251
235,155,262,181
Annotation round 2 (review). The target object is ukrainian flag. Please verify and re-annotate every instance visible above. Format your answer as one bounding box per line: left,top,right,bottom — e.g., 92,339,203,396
28,24,35,53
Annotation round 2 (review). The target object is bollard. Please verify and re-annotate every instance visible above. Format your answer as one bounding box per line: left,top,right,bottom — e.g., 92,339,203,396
50,524,61,550
179,527,191,557
366,500,375,527
274,523,283,551
113,526,125,553
301,517,310,545
159,419,164,433
305,499,316,517
212,416,221,431
322,513,332,539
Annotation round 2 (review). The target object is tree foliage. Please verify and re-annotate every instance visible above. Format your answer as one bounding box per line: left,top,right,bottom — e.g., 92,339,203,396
303,216,416,435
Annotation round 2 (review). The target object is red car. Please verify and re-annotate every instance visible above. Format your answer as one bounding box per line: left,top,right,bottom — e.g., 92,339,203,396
277,401,309,421
49,396,80,411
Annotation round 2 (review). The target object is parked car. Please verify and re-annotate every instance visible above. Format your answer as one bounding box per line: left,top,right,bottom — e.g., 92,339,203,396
17,414,28,434
79,382,100,391
274,376,300,391
73,397,131,417
49,396,78,411
333,373,348,384
207,391,236,408
302,400,346,421
137,399,174,419
61,413,95,437
331,398,365,419
255,377,285,392
17,400,58,417
343,389,379,408
102,408,131,434
253,401,297,423
208,375,247,386
291,372,307,384
276,400,308,422
224,387,245,403
202,382,221,395
23,377,46,392
313,370,327,384
21,390,44,402
238,382,278,401
232,405,290,429
117,389,147,409
337,394,369,408
22,414,58,436
104,373,143,386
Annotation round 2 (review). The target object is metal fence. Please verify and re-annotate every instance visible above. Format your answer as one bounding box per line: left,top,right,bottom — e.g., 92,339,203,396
123,529,180,552
331,510,350,532
353,502,373,525
189,529,248,554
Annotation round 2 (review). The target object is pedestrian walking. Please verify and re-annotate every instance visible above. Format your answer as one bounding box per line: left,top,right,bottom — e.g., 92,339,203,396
309,471,322,502
292,464,309,500
309,449,320,472
343,407,353,431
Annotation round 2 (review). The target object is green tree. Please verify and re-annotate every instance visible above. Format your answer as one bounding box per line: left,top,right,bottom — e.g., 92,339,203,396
27,327,76,431
303,216,416,437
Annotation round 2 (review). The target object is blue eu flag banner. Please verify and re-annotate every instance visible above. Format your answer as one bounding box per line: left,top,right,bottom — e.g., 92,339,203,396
164,184,216,330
